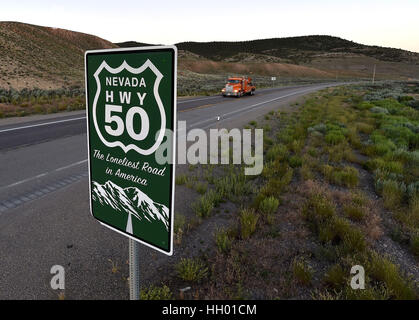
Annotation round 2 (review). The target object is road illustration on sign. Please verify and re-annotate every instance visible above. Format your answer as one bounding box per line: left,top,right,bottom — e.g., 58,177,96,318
85,46,176,255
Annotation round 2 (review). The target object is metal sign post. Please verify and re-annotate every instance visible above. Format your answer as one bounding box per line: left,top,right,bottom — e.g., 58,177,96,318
85,46,177,299
129,238,140,300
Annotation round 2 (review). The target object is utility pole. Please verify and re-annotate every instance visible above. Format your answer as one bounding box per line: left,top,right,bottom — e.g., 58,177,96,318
372,64,376,84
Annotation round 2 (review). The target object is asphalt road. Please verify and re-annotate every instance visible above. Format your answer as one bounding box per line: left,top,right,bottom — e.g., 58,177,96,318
0,85,316,151
0,83,340,299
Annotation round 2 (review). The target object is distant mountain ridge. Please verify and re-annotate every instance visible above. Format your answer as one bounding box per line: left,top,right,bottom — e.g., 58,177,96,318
118,36,419,64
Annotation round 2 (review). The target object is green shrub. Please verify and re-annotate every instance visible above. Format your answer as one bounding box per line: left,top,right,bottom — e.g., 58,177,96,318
300,163,314,180
325,131,345,145
356,122,375,134
307,147,318,157
266,144,288,162
214,170,251,200
341,227,366,254
174,213,186,234
381,179,406,209
383,161,404,174
258,196,279,216
343,285,390,300
407,99,419,110
175,174,188,185
356,101,374,110
264,136,273,147
192,192,215,218
289,155,303,168
318,217,348,244
33,104,43,113
303,193,335,229
307,123,327,134
289,139,304,153
176,258,208,282
174,213,187,244
407,182,419,200
381,124,415,148
344,204,365,221
240,208,259,239
263,124,271,132
261,162,294,195
366,158,403,174
215,229,232,254
351,190,367,206
398,95,414,103
324,264,347,289
292,258,313,285
370,106,389,114
410,234,419,257
367,135,396,156
195,182,208,195
344,166,359,187
322,165,359,188
140,285,173,300
367,252,417,300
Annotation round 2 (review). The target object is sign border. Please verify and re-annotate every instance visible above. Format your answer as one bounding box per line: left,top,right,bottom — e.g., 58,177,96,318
84,45,177,256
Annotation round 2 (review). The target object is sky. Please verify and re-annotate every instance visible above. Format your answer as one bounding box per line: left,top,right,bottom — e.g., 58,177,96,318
1,0,418,52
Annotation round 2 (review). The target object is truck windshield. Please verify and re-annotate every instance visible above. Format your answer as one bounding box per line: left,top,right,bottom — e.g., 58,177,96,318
227,80,241,84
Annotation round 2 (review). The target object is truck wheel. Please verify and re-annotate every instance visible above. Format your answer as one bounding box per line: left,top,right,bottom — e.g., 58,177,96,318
250,90,255,96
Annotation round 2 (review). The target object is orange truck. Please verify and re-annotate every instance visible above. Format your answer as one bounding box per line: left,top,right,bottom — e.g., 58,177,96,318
221,77,255,97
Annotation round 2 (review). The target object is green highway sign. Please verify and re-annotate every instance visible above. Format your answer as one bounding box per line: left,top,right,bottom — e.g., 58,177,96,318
85,46,177,255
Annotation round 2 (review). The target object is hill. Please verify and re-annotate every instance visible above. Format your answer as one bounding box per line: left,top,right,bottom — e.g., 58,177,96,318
175,36,419,64
118,36,419,80
0,21,116,89
1,22,418,91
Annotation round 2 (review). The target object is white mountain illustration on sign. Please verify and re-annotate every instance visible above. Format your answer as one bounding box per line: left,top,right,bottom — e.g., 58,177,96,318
92,180,169,234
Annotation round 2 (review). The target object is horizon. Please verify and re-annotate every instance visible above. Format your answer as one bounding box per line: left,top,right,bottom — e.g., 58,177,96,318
0,0,418,53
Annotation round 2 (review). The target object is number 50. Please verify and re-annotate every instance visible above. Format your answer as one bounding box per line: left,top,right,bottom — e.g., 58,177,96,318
104,104,150,141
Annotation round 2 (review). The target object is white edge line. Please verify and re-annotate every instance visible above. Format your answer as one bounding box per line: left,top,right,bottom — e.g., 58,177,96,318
0,117,86,133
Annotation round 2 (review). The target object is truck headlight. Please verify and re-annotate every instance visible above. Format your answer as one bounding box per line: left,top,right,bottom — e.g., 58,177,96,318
234,90,238,92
